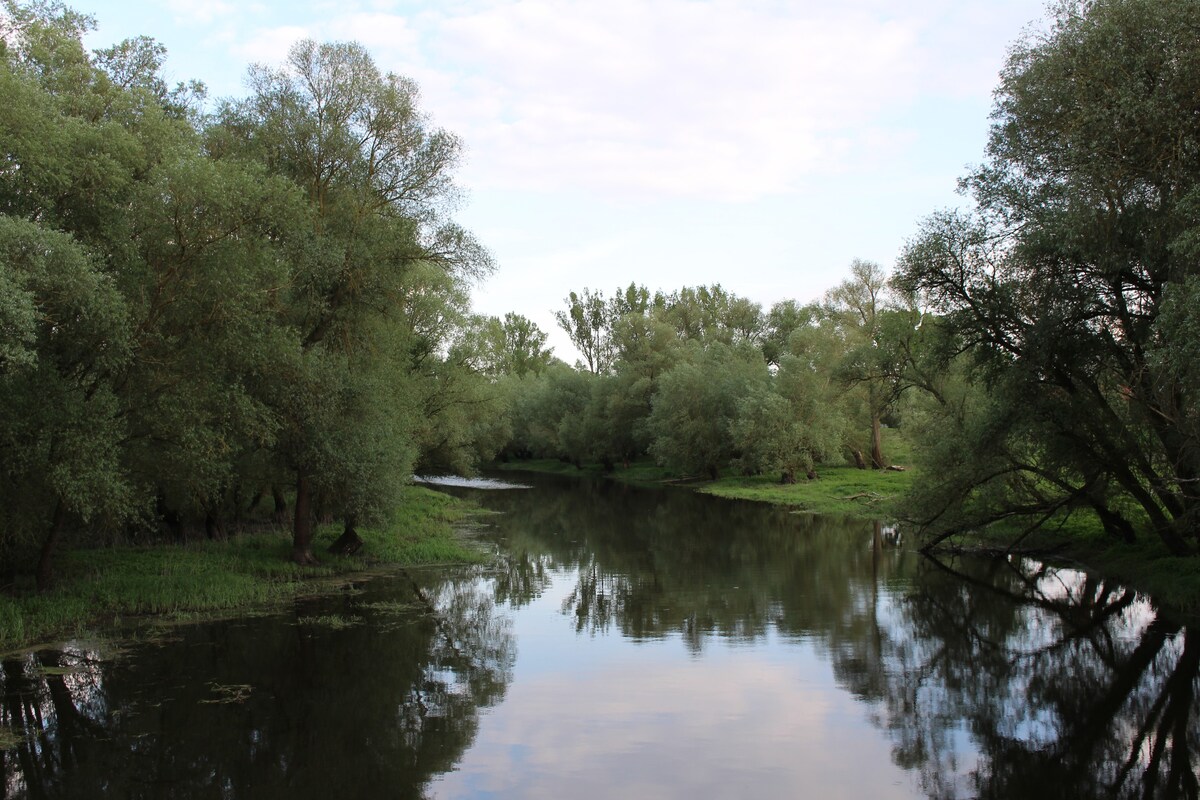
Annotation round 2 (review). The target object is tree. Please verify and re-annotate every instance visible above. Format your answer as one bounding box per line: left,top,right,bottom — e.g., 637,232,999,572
0,216,132,589
825,259,895,469
0,0,223,581
760,300,815,367
214,39,491,563
647,342,768,479
657,284,763,346
554,288,613,374
896,0,1200,553
464,312,554,378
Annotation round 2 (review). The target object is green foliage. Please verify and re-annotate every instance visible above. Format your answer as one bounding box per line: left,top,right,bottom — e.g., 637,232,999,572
897,0,1200,553
554,287,613,374
0,215,134,563
505,274,925,484
646,342,768,478
0,2,501,581
458,312,554,378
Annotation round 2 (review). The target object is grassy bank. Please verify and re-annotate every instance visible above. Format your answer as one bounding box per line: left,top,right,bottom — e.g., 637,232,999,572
700,466,915,518
495,429,918,519
494,457,915,519
0,485,484,653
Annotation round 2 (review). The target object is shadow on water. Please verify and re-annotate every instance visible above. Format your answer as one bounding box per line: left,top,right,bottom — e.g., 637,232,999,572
3,471,1199,798
0,573,513,799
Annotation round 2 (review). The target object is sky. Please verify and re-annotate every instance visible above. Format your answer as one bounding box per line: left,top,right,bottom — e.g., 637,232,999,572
70,0,1051,363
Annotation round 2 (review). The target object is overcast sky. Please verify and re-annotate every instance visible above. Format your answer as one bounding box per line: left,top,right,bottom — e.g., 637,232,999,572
72,0,1050,362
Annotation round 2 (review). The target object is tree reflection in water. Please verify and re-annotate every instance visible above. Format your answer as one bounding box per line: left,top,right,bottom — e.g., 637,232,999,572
472,474,1200,799
0,573,514,799
4,473,1199,799
867,556,1200,799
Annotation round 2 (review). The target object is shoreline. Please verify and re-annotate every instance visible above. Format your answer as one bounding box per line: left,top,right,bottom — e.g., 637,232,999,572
0,485,486,655
493,458,1200,617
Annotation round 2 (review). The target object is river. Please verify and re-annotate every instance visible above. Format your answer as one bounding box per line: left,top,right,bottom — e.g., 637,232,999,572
1,471,1197,798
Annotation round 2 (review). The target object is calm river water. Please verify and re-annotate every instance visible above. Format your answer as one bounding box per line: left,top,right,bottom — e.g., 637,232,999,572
2,472,1198,798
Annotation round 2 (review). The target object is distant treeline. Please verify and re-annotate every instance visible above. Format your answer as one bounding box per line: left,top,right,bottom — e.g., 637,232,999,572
500,271,914,483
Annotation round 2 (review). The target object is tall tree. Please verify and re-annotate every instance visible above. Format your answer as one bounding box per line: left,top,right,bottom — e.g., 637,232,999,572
647,342,768,479
465,312,554,378
825,259,894,469
0,217,132,588
214,39,491,563
897,0,1200,553
554,288,613,374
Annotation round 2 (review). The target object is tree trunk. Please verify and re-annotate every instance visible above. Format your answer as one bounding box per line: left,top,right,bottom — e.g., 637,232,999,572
204,510,227,542
328,517,364,556
870,414,886,469
156,492,183,540
291,474,318,565
850,448,868,470
247,487,265,514
272,485,288,524
780,470,796,484
36,501,67,593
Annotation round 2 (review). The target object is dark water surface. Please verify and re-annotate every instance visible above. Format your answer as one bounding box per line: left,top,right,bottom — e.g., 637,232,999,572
2,473,1198,798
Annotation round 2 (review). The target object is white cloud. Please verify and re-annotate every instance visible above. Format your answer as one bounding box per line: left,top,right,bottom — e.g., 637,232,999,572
413,1,924,200
231,25,312,67
167,0,1047,203
166,0,238,25
323,13,421,54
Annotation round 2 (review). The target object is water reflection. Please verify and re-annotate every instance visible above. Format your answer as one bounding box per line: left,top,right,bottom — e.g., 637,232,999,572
869,556,1200,799
1,574,514,799
3,473,1199,799
451,473,1200,799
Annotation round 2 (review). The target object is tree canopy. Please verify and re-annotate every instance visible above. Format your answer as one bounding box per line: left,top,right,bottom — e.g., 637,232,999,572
896,0,1200,553
0,1,500,581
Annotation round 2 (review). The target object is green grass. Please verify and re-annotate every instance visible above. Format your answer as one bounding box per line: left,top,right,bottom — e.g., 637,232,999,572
0,484,484,654
701,465,917,518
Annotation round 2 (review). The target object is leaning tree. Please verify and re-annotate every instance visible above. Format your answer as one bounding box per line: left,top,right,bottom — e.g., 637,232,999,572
897,0,1200,553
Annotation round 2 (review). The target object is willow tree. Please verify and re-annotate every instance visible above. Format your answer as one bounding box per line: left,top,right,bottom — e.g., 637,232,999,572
897,0,1200,553
647,342,769,479
0,0,205,583
212,40,491,563
825,259,894,469
0,218,132,589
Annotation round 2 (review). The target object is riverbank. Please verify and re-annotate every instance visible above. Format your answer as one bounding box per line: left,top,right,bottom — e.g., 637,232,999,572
944,515,1200,616
0,485,485,654
491,458,914,520
493,458,1200,615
